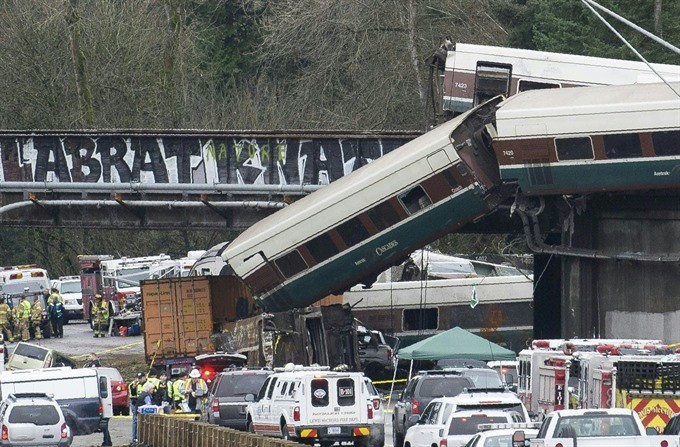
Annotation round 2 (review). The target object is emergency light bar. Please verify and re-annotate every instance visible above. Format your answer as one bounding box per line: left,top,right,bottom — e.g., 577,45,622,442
477,422,541,431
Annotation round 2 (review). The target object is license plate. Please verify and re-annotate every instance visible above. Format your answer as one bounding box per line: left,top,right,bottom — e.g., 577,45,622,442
328,427,341,434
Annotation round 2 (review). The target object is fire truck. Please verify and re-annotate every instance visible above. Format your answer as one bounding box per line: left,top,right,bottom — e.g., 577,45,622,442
78,254,179,328
612,355,680,433
518,339,671,419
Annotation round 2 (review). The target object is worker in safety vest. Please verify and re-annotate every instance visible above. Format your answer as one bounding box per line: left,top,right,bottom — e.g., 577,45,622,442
30,296,43,340
92,294,109,337
0,297,13,343
49,288,63,304
183,368,208,413
17,296,31,342
172,371,187,410
48,292,64,338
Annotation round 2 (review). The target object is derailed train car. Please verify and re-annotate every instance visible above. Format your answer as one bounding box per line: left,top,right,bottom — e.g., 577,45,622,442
220,97,507,312
221,81,680,312
491,82,680,195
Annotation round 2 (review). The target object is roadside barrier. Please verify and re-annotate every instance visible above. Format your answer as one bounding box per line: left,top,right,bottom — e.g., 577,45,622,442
138,414,305,447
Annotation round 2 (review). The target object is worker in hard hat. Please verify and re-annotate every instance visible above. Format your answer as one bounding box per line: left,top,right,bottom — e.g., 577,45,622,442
183,369,208,413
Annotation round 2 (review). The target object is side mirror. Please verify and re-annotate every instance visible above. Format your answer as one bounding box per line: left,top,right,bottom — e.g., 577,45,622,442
512,430,526,447
245,393,255,402
408,414,421,424
504,373,514,385
645,427,659,435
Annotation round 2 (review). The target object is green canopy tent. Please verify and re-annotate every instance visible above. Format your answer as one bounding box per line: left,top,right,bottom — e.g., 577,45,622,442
387,327,517,403
397,326,517,361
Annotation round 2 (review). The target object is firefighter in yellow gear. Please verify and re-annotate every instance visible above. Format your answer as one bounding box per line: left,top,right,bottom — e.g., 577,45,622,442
11,303,21,341
17,296,31,342
30,296,44,340
0,297,13,343
92,294,109,337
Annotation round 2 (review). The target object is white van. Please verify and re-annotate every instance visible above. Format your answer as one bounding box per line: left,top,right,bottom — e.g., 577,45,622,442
0,367,113,436
246,365,376,446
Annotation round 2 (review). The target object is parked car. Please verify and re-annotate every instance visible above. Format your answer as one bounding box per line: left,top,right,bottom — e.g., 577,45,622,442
404,406,525,447
392,370,475,447
441,367,505,389
0,392,72,447
94,367,130,416
6,342,77,371
50,276,84,323
203,368,272,430
363,376,385,447
487,360,519,391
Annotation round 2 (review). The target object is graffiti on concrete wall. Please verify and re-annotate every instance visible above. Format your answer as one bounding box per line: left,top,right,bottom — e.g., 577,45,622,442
0,135,411,185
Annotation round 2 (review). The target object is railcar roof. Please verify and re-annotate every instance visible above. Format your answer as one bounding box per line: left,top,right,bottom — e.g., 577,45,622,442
223,110,472,259
453,43,680,75
495,82,680,138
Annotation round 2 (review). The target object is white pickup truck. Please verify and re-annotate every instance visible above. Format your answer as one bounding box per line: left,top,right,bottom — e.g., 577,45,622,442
512,408,679,447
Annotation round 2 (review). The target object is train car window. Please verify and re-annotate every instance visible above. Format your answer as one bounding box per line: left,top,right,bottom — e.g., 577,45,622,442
337,217,370,248
652,130,680,156
306,233,340,263
455,163,469,177
403,307,438,331
442,169,461,189
274,250,308,279
555,137,594,161
398,185,432,215
603,133,642,159
473,62,512,107
517,79,561,92
368,201,401,231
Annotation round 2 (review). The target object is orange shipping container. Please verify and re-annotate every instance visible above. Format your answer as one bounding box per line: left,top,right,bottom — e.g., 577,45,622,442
141,276,254,362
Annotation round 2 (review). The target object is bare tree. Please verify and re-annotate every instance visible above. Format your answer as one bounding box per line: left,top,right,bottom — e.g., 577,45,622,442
243,0,508,130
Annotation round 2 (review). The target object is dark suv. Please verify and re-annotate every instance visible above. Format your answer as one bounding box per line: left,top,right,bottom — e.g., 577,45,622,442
665,413,680,435
392,370,475,447
203,368,272,430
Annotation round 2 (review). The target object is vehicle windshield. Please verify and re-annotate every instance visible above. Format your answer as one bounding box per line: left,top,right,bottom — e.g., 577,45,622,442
12,343,48,361
419,377,472,398
217,374,270,396
462,370,504,388
115,267,151,286
448,415,508,435
59,281,81,294
553,414,641,438
9,405,60,425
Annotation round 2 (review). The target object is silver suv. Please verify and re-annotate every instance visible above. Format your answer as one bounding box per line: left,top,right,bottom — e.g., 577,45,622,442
0,393,72,447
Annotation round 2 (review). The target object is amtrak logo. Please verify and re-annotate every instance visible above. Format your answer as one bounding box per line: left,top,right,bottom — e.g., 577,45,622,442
313,389,327,399
375,240,399,256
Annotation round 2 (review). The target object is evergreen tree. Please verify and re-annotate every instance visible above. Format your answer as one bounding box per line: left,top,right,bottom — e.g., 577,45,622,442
493,0,680,64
